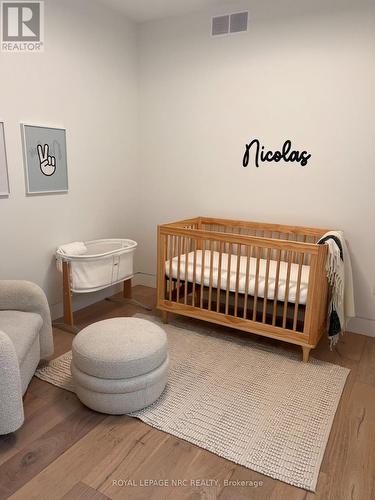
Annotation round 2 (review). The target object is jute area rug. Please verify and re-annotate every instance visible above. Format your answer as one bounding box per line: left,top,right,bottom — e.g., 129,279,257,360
35,315,349,491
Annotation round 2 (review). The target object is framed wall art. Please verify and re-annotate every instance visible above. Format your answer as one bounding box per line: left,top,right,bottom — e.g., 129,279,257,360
22,124,68,194
0,122,10,196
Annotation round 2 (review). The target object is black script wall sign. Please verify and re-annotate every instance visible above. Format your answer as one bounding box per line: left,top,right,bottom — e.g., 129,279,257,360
243,139,311,168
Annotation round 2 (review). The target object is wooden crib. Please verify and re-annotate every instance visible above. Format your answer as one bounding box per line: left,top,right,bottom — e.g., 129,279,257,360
157,217,330,362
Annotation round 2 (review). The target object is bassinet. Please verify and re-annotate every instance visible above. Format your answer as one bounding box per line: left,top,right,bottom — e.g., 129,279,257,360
56,239,137,329
56,239,137,293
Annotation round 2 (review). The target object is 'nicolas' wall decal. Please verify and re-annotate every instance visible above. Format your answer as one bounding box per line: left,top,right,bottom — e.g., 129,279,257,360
243,139,311,168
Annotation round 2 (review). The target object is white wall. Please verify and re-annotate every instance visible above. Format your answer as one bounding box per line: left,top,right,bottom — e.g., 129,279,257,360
137,0,375,335
0,0,138,317
1,0,374,336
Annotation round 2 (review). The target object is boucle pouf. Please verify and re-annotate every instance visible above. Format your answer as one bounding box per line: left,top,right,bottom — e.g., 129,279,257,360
71,317,169,414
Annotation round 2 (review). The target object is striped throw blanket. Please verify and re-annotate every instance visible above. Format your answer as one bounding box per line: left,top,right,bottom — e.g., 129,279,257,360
318,231,355,347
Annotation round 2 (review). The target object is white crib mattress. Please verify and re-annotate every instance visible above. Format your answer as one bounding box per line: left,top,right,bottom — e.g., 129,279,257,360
165,250,310,305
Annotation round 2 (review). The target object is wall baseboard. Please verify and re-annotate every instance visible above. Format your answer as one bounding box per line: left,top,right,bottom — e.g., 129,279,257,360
133,273,156,288
347,317,375,338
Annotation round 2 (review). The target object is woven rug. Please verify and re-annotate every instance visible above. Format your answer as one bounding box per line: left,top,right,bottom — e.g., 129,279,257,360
36,316,349,491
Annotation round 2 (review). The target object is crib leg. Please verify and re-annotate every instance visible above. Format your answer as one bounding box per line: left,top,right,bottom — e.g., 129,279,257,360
302,346,311,363
162,311,169,324
62,261,74,328
123,278,132,299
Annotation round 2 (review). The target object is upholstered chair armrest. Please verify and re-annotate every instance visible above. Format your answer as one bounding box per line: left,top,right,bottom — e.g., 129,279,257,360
0,281,54,358
0,330,24,434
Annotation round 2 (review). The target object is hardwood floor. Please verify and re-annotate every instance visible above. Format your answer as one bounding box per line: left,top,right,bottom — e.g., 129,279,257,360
0,286,374,500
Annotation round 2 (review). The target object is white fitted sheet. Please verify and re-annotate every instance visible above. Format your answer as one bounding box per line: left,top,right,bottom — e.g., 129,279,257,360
165,250,310,305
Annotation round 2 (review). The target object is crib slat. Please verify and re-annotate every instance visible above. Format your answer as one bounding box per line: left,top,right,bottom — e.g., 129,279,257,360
272,249,282,326
243,246,251,319
262,247,271,323
168,236,173,301
234,244,241,317
286,232,291,262
282,250,293,328
184,237,189,305
170,236,174,296
200,244,206,309
216,241,223,313
293,252,304,331
252,246,261,322
192,240,197,307
225,246,232,316
176,237,182,303
208,240,214,311
164,235,169,300
259,231,265,258
272,231,280,260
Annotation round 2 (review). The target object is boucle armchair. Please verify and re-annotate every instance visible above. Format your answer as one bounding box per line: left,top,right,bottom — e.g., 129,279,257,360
0,281,54,435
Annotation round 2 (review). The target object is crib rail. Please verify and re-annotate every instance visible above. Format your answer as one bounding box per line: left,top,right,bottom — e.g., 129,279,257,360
157,220,328,352
164,216,329,241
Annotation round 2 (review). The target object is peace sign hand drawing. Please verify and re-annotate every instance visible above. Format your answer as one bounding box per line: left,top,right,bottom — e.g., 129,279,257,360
37,144,56,176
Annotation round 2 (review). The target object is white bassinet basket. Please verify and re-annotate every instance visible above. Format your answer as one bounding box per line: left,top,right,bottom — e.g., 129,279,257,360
56,239,137,293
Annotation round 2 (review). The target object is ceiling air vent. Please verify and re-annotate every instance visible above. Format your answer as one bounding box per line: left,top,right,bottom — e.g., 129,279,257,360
230,12,248,33
212,12,248,36
212,15,230,36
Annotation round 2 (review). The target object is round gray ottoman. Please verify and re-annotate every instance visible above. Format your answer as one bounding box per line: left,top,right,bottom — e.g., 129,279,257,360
71,317,168,414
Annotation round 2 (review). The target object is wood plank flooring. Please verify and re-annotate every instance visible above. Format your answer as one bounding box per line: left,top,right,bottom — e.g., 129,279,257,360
0,286,374,500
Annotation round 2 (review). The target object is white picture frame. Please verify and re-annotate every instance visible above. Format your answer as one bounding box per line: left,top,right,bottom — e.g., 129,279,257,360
0,121,10,196
21,123,69,195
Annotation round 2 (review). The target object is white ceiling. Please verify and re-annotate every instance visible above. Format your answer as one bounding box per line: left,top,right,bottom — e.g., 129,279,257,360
102,0,228,23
